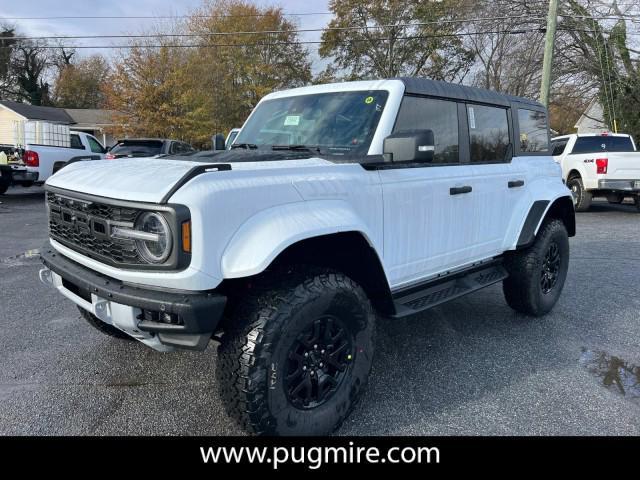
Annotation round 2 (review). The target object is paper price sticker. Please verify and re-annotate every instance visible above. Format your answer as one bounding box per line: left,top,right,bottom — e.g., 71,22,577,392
284,115,300,126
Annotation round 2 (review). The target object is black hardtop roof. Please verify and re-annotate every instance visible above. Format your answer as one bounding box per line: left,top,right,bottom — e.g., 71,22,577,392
395,77,545,110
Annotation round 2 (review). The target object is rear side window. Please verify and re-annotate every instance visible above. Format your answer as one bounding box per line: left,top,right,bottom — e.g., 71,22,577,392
551,140,568,156
468,105,510,162
393,96,459,164
110,141,163,157
571,136,636,154
70,134,83,149
518,109,549,152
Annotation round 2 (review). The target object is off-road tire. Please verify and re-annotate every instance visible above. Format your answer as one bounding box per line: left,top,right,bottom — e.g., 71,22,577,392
217,269,376,436
503,219,570,317
78,306,133,340
567,175,592,212
606,193,624,204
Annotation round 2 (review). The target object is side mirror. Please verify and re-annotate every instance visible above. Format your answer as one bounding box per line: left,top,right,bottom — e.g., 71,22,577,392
213,133,226,151
383,130,435,163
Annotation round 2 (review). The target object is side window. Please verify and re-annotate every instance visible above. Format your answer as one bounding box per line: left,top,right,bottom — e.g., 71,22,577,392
393,96,459,164
551,141,567,156
87,136,105,154
70,134,83,149
518,109,549,152
467,105,510,162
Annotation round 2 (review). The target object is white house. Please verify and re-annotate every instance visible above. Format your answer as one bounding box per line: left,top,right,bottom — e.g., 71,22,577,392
64,109,119,147
0,100,119,148
574,99,607,133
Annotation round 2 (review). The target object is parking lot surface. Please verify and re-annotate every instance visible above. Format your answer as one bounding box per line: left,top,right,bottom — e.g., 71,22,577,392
1,186,639,435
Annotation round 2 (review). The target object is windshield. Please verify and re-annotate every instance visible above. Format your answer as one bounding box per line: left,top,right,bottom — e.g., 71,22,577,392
234,90,389,155
571,136,636,154
110,141,163,157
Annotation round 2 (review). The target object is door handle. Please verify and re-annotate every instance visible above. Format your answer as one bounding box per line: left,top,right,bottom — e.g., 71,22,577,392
449,185,472,195
508,180,525,188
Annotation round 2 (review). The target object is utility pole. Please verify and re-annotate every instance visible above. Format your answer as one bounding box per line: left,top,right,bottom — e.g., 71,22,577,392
540,0,559,108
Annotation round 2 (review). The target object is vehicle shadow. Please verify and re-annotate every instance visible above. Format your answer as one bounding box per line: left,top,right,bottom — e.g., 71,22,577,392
579,199,638,214
339,260,633,435
0,186,45,203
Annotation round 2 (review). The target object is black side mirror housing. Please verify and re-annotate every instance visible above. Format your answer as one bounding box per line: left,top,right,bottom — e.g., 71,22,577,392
213,133,226,151
383,130,435,163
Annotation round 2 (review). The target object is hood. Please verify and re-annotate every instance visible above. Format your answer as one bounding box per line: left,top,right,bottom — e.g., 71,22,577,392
45,155,334,203
46,158,203,203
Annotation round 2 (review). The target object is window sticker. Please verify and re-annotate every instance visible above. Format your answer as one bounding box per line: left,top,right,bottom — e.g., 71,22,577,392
364,96,374,104
284,115,300,126
468,107,476,129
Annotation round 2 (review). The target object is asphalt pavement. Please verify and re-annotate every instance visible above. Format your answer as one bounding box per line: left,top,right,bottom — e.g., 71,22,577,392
1,185,639,435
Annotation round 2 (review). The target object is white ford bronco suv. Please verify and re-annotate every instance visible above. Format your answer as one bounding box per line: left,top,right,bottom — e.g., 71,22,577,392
550,133,640,211
39,78,575,435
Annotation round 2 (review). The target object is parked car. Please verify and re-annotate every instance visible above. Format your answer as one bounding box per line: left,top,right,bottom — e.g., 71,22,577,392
551,133,640,211
0,146,34,194
40,78,574,436
1,131,107,186
106,138,195,159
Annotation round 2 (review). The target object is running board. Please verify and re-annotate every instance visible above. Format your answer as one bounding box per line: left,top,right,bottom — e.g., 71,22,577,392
392,263,508,317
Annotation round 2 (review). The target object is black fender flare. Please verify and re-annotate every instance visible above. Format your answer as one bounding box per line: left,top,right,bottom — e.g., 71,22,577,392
516,196,575,249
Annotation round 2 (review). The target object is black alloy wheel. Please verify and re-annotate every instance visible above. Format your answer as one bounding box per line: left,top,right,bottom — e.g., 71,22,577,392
540,241,561,294
285,315,354,409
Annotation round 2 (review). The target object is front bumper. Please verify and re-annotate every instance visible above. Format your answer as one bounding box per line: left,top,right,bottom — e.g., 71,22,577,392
597,179,640,192
40,245,226,351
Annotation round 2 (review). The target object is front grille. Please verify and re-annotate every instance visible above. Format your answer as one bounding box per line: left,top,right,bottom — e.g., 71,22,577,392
47,191,146,266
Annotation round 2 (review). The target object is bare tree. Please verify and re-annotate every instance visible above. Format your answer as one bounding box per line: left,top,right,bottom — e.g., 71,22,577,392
464,1,547,97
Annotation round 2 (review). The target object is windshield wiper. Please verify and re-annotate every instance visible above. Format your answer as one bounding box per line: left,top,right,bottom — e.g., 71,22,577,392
231,143,258,150
271,144,322,153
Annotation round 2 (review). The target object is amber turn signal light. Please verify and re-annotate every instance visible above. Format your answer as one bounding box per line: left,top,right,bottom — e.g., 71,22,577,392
181,221,191,253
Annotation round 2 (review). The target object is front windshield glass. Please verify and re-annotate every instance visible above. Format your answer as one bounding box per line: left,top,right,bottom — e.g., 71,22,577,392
234,90,389,155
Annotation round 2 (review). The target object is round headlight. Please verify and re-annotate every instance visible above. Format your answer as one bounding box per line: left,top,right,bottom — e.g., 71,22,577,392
134,212,172,263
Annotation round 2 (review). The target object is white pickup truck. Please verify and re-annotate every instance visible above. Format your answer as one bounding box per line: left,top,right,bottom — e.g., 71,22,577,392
17,130,107,185
551,133,640,211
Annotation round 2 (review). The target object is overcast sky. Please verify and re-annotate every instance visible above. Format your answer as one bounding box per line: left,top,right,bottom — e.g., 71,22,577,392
0,0,332,72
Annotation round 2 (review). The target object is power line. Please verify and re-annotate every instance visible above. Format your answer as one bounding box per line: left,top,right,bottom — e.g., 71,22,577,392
2,26,638,50
0,15,550,41
1,12,637,42
0,28,551,50
2,24,637,49
0,12,335,20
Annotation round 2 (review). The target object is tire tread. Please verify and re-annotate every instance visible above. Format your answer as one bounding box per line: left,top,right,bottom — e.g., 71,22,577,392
217,268,373,435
